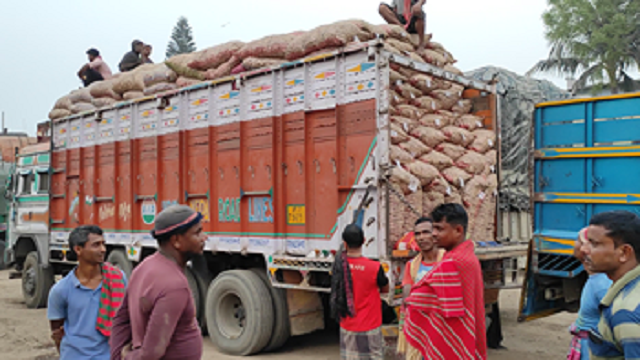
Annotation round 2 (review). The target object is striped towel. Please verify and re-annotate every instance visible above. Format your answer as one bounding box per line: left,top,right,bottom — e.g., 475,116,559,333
96,262,126,337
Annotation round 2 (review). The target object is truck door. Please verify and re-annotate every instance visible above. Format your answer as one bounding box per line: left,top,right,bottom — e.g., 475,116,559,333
520,95,640,321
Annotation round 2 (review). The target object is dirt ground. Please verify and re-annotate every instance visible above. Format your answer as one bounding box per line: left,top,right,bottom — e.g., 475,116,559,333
0,269,575,360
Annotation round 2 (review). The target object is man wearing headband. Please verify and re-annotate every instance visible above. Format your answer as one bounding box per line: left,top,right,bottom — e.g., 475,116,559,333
110,205,205,360
566,228,611,360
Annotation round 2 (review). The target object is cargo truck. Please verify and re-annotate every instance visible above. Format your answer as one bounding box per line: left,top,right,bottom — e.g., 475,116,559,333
9,40,526,356
519,93,640,321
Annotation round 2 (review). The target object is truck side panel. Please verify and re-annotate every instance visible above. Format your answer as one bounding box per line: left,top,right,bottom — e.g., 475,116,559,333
50,49,380,260
520,93,640,320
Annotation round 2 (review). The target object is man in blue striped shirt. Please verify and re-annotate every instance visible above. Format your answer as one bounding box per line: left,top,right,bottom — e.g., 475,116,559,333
583,211,640,360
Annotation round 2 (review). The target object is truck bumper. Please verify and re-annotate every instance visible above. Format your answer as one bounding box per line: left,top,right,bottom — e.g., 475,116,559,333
3,246,14,266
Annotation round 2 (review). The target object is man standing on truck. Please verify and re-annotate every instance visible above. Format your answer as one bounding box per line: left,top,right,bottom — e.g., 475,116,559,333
118,40,144,72
330,224,390,360
77,48,113,87
110,205,205,360
47,225,127,360
379,0,427,49
397,217,445,359
404,203,487,360
582,211,640,360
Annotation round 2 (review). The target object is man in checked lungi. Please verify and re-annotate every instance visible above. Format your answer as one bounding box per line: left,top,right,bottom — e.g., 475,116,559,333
331,224,390,360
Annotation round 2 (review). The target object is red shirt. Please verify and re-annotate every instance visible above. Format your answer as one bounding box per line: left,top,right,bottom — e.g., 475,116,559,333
404,241,487,360
340,256,388,332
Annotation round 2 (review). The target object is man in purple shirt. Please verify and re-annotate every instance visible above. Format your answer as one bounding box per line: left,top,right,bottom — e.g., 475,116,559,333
110,205,206,360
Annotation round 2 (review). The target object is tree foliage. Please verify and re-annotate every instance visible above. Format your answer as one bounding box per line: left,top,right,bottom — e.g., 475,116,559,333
529,0,640,94
166,17,197,59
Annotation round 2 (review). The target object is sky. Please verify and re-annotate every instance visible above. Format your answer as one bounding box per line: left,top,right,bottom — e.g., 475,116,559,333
0,0,564,135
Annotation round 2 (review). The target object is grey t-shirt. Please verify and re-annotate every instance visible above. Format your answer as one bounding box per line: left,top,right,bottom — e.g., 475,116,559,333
392,0,421,15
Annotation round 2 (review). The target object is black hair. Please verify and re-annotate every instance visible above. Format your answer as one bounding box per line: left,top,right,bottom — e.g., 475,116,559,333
431,203,468,233
590,211,640,260
343,224,365,249
86,48,100,57
68,225,103,250
415,217,433,226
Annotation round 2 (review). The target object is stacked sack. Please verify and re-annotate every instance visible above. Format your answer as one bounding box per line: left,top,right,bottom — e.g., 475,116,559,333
48,19,463,118
382,34,497,246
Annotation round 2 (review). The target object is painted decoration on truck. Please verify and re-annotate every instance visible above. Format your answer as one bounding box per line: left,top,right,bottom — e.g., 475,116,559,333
117,107,132,142
68,119,82,149
309,60,337,111
344,54,377,104
82,116,97,147
53,120,69,150
136,102,158,138
141,199,156,225
160,100,180,135
187,88,209,130
97,110,116,145
215,83,240,125
245,75,275,121
283,67,305,114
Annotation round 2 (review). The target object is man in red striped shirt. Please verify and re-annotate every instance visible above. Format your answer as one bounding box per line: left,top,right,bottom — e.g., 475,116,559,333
404,203,487,360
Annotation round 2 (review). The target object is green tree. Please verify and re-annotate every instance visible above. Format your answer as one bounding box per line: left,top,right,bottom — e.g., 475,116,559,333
166,17,197,59
528,0,639,94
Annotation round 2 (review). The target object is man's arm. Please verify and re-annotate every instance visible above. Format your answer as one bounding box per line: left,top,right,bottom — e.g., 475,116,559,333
110,291,132,360
377,265,390,294
46,284,66,354
613,312,640,359
124,288,191,360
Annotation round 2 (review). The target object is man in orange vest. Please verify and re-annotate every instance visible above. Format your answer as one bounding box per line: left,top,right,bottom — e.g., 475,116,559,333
379,0,427,49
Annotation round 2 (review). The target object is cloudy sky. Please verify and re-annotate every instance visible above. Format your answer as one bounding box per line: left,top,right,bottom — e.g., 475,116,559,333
0,0,563,135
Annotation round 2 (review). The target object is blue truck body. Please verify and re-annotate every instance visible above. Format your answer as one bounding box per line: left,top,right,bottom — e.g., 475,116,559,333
519,92,640,321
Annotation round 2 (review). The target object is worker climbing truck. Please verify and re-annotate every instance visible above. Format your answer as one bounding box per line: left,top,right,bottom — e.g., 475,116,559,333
23,39,525,356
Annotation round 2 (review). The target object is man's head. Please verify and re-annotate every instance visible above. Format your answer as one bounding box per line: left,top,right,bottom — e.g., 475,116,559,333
584,211,640,276
132,40,144,53
573,227,588,264
68,225,105,265
343,224,365,250
414,217,435,252
431,203,468,251
142,44,152,57
152,205,205,260
86,48,100,62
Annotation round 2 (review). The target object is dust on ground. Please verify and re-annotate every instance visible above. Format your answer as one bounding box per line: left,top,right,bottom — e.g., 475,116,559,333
0,269,575,360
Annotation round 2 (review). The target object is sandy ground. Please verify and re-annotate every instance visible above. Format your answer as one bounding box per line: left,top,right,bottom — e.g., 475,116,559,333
0,269,575,360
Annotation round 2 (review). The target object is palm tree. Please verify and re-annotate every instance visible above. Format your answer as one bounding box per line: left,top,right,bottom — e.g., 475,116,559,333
528,0,638,94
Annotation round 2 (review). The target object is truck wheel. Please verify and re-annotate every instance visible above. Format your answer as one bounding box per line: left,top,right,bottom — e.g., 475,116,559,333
22,251,54,309
185,265,207,333
250,268,291,352
205,270,274,355
107,249,133,279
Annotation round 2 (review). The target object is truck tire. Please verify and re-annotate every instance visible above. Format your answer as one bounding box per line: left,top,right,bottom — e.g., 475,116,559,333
107,249,133,279
186,265,207,333
205,270,274,356
22,251,54,309
250,268,291,352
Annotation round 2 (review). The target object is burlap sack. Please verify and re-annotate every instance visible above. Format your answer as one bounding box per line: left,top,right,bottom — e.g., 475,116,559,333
410,74,441,94
469,130,496,153
407,161,439,186
391,145,414,165
91,97,117,108
188,41,244,70
70,102,96,114
176,77,203,88
390,90,408,107
456,152,488,175
423,191,445,218
237,32,303,59
165,57,206,81
455,114,484,131
391,116,419,133
431,89,462,110
411,126,445,148
404,188,424,231
205,56,242,80
49,109,71,120
285,20,371,60
442,166,472,189
242,57,286,71
395,82,422,100
390,69,408,84
399,137,431,158
142,64,178,87
143,82,178,96
54,95,73,110
412,96,441,112
390,165,421,194
419,151,453,171
123,91,145,100
452,99,473,114
385,37,414,53
69,88,92,103
392,104,423,120
435,143,467,161
442,126,475,147
419,114,450,129
390,123,410,144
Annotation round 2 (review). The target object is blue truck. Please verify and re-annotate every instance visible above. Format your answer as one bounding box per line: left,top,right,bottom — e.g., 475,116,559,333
519,92,640,321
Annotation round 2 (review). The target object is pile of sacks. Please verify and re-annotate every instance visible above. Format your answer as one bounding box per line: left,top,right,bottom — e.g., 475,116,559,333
49,19,463,120
386,61,498,247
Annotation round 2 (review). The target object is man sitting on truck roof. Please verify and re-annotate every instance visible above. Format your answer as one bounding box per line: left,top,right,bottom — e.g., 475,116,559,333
118,40,144,72
330,224,390,360
379,0,427,49
47,225,127,360
403,203,487,360
582,211,640,360
77,48,113,87
141,44,154,64
110,205,205,360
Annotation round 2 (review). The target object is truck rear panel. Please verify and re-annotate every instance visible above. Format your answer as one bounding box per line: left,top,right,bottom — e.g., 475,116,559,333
520,92,640,320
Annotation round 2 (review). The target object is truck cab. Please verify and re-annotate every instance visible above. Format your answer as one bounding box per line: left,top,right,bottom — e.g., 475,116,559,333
519,93,640,321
